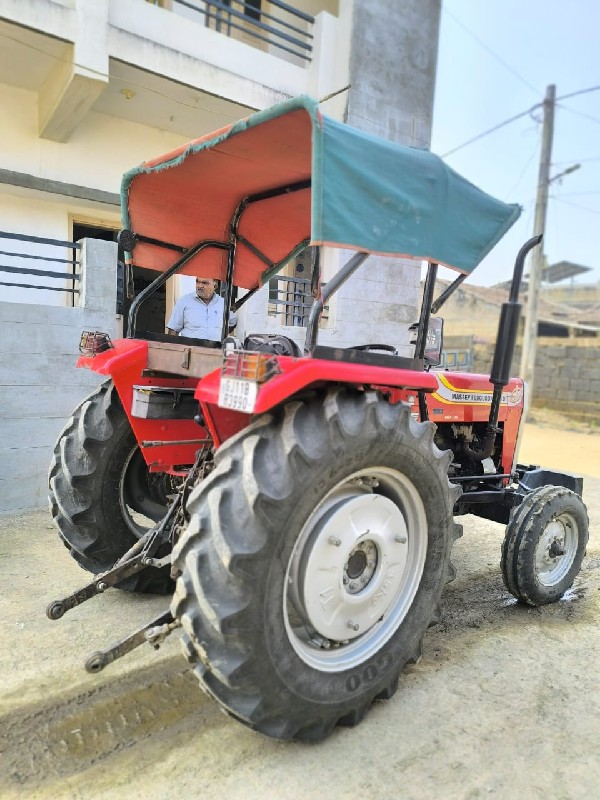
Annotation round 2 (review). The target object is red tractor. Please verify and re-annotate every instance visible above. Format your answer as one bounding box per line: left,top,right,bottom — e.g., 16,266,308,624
47,97,588,741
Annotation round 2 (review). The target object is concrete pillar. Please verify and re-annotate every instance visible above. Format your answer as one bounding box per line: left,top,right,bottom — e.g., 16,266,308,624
346,0,440,147
325,0,441,356
239,1,442,353
78,238,119,337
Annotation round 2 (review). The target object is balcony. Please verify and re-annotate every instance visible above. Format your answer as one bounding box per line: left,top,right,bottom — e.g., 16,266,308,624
0,0,342,144
164,0,315,64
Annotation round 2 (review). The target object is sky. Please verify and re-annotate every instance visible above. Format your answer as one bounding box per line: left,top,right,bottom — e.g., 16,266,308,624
430,0,600,287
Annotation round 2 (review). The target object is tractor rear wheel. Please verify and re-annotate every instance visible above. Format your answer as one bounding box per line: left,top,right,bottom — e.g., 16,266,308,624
501,485,588,606
49,380,173,594
172,388,461,741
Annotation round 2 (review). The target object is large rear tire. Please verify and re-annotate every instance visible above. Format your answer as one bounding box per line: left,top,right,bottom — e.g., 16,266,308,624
49,380,173,594
172,389,461,740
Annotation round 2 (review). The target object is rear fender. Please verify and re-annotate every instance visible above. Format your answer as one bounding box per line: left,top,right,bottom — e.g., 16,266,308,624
77,337,148,377
78,338,206,471
197,355,437,447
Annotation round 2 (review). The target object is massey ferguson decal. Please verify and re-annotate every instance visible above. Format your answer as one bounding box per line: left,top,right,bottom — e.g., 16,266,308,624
433,374,524,407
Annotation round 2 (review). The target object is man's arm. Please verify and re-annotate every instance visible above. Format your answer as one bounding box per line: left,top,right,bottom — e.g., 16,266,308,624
166,297,185,335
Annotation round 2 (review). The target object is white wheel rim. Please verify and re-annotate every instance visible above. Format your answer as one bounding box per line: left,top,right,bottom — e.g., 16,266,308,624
284,467,428,672
534,512,579,586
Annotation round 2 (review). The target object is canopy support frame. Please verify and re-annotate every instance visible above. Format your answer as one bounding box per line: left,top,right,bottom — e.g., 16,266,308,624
125,179,313,341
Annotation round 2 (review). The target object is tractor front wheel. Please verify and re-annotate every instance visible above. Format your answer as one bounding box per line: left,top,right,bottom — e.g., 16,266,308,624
172,388,461,741
49,380,173,594
501,485,588,606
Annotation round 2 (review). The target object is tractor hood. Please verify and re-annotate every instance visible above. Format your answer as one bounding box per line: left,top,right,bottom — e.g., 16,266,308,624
121,95,520,290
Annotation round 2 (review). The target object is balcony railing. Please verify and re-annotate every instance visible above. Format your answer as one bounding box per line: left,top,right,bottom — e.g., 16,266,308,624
173,0,314,62
0,231,80,304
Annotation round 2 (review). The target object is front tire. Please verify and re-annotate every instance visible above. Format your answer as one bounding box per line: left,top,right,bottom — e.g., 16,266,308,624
501,485,588,606
172,389,461,740
49,380,173,594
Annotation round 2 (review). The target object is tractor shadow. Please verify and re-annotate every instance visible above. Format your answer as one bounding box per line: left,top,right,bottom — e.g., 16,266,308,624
0,656,225,791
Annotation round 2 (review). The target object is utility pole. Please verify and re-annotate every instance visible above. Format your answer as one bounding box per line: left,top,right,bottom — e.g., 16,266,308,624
520,84,556,396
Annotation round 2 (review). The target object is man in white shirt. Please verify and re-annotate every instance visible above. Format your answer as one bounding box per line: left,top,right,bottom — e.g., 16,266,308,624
166,277,236,342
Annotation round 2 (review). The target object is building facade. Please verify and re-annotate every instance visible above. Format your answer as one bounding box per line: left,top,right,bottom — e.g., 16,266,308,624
0,0,441,511
1,0,440,340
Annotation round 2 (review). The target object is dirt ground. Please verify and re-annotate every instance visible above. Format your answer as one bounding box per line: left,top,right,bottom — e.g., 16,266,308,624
1,411,599,800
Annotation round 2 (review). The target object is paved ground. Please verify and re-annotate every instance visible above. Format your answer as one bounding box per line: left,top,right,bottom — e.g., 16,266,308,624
1,418,599,799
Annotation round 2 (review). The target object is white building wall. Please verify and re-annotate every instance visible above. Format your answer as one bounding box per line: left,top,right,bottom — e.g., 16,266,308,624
1,83,188,196
110,0,307,102
0,80,189,305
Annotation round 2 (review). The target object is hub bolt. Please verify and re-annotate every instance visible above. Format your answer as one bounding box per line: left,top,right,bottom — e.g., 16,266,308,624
347,620,359,632
395,535,407,544
328,536,342,547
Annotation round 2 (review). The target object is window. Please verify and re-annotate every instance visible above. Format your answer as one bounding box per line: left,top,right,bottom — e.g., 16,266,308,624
244,0,261,22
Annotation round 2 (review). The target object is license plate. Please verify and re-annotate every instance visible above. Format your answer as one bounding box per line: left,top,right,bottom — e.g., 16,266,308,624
218,377,258,413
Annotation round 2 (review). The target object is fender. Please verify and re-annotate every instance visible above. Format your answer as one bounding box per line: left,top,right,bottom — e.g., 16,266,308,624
77,338,148,377
78,338,207,471
197,355,438,447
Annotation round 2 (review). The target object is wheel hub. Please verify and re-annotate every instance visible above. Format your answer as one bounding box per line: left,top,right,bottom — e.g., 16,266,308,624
535,516,577,585
344,541,377,592
294,492,410,642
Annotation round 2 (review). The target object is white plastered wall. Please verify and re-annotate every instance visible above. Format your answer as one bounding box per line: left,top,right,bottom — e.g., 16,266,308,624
0,80,189,306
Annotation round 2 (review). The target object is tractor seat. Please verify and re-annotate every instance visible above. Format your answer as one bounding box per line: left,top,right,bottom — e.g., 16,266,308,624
242,333,302,357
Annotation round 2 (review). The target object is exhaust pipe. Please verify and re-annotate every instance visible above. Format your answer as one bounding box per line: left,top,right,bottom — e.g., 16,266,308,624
462,234,542,462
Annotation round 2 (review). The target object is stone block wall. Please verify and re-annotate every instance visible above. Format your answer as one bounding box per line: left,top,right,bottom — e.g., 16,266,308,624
472,339,600,422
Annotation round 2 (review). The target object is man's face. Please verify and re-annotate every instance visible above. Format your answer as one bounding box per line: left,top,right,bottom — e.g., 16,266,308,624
195,278,216,302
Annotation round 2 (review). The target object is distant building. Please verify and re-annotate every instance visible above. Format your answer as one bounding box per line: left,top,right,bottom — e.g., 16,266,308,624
433,279,600,352
428,276,600,418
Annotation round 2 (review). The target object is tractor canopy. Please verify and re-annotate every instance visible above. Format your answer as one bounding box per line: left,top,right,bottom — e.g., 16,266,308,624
121,95,520,290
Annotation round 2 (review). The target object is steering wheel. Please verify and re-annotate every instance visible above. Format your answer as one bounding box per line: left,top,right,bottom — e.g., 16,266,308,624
348,343,399,356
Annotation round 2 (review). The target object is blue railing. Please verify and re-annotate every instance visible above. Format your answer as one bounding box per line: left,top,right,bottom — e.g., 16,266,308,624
173,0,314,61
0,231,80,298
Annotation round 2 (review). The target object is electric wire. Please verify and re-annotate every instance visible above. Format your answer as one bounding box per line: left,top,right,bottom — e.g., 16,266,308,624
556,86,600,102
556,103,600,127
503,143,538,201
552,197,600,216
553,156,600,166
552,191,600,197
441,105,541,158
442,6,540,95
442,87,600,160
